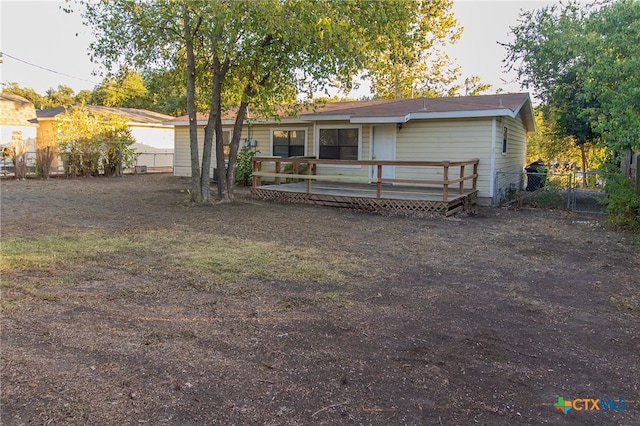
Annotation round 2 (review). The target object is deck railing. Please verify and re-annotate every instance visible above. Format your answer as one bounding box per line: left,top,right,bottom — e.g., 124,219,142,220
252,157,479,201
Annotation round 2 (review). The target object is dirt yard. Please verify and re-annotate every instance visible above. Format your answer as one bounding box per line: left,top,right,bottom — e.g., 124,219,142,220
1,173,638,425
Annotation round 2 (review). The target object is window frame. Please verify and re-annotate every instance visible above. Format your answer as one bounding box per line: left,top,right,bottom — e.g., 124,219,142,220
315,124,362,166
270,127,308,158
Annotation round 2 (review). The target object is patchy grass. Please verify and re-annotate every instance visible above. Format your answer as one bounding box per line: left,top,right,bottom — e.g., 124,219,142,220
1,174,638,425
170,234,359,284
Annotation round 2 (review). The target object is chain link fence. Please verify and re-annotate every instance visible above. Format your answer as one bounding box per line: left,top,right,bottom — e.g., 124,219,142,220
1,151,174,177
495,170,608,214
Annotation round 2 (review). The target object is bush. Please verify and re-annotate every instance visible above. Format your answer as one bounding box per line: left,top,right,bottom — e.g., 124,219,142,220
235,148,258,186
36,147,57,179
602,174,640,230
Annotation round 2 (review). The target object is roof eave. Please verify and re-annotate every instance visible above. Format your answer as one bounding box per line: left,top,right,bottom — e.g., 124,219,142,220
298,114,353,121
408,109,515,121
349,114,411,124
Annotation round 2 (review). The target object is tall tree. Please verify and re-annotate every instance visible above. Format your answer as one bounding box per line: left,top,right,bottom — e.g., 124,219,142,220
1,82,48,108
365,0,461,99
503,0,640,225
45,85,77,107
91,69,151,108
80,0,463,202
2,83,94,108
581,0,640,155
462,75,493,96
503,1,600,183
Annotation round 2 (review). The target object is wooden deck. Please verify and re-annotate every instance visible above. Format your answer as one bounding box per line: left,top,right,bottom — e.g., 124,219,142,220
252,182,478,216
250,157,480,217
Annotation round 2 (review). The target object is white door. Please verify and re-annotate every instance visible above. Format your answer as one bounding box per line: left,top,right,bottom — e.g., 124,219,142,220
371,125,396,180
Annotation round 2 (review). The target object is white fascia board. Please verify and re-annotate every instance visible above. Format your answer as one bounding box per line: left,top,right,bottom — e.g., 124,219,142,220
298,114,353,121
349,114,411,124
408,109,515,121
168,117,308,126
163,119,195,126
242,117,307,125
127,121,175,129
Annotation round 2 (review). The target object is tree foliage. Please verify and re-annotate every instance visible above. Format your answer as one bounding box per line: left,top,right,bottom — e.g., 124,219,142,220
462,76,493,96
79,0,462,203
365,0,461,99
91,69,151,108
56,106,137,177
2,82,89,109
504,0,640,156
504,0,640,224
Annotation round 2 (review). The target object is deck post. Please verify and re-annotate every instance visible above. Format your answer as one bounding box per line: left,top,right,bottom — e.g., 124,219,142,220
252,158,261,187
293,160,299,183
442,161,450,201
376,164,383,198
275,160,281,185
306,160,313,193
459,165,465,194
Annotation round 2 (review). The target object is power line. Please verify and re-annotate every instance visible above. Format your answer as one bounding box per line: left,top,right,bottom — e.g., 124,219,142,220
1,51,99,87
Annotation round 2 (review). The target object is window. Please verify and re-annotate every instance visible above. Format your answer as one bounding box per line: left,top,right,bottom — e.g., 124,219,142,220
318,128,359,160
502,127,508,155
221,130,231,158
272,130,305,157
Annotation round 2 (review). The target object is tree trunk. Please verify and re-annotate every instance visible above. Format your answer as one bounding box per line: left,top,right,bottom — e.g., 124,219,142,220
580,144,589,188
225,101,249,201
183,7,202,202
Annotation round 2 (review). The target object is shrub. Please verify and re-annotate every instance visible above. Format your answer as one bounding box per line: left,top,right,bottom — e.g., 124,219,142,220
7,138,29,180
235,148,258,186
602,174,640,230
36,146,57,179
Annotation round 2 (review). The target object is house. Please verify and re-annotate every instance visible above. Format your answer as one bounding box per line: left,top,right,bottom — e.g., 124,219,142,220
36,106,175,171
168,93,535,206
0,93,38,168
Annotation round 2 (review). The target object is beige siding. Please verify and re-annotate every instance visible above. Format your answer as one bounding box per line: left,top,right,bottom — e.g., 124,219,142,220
394,118,494,198
493,114,528,201
495,115,527,172
174,123,315,177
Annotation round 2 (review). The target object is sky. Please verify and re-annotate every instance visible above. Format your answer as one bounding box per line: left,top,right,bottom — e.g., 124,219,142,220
1,0,558,98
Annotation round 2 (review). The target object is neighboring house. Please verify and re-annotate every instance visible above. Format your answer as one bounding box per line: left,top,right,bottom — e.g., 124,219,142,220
167,93,535,205
0,93,38,166
36,106,176,171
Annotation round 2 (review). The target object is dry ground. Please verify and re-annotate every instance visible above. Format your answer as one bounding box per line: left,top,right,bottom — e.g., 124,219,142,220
1,173,639,425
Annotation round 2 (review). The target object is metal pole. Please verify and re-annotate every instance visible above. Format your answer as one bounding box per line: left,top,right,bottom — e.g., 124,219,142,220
567,173,572,210
119,142,123,181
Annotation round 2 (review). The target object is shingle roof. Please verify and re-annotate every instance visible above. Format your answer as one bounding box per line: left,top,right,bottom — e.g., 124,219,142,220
0,92,38,126
36,105,175,124
166,93,535,132
0,92,34,106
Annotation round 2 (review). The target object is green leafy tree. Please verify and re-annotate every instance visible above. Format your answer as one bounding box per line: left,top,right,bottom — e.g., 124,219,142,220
462,75,493,96
74,89,93,105
45,85,77,107
143,68,189,116
581,0,640,156
503,2,600,185
91,69,151,108
1,82,48,108
2,83,93,108
80,0,468,203
365,0,461,99
503,0,640,224
56,106,137,177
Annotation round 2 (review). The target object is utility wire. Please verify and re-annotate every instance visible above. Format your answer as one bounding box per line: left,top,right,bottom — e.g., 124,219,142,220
1,51,99,87
0,52,150,101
